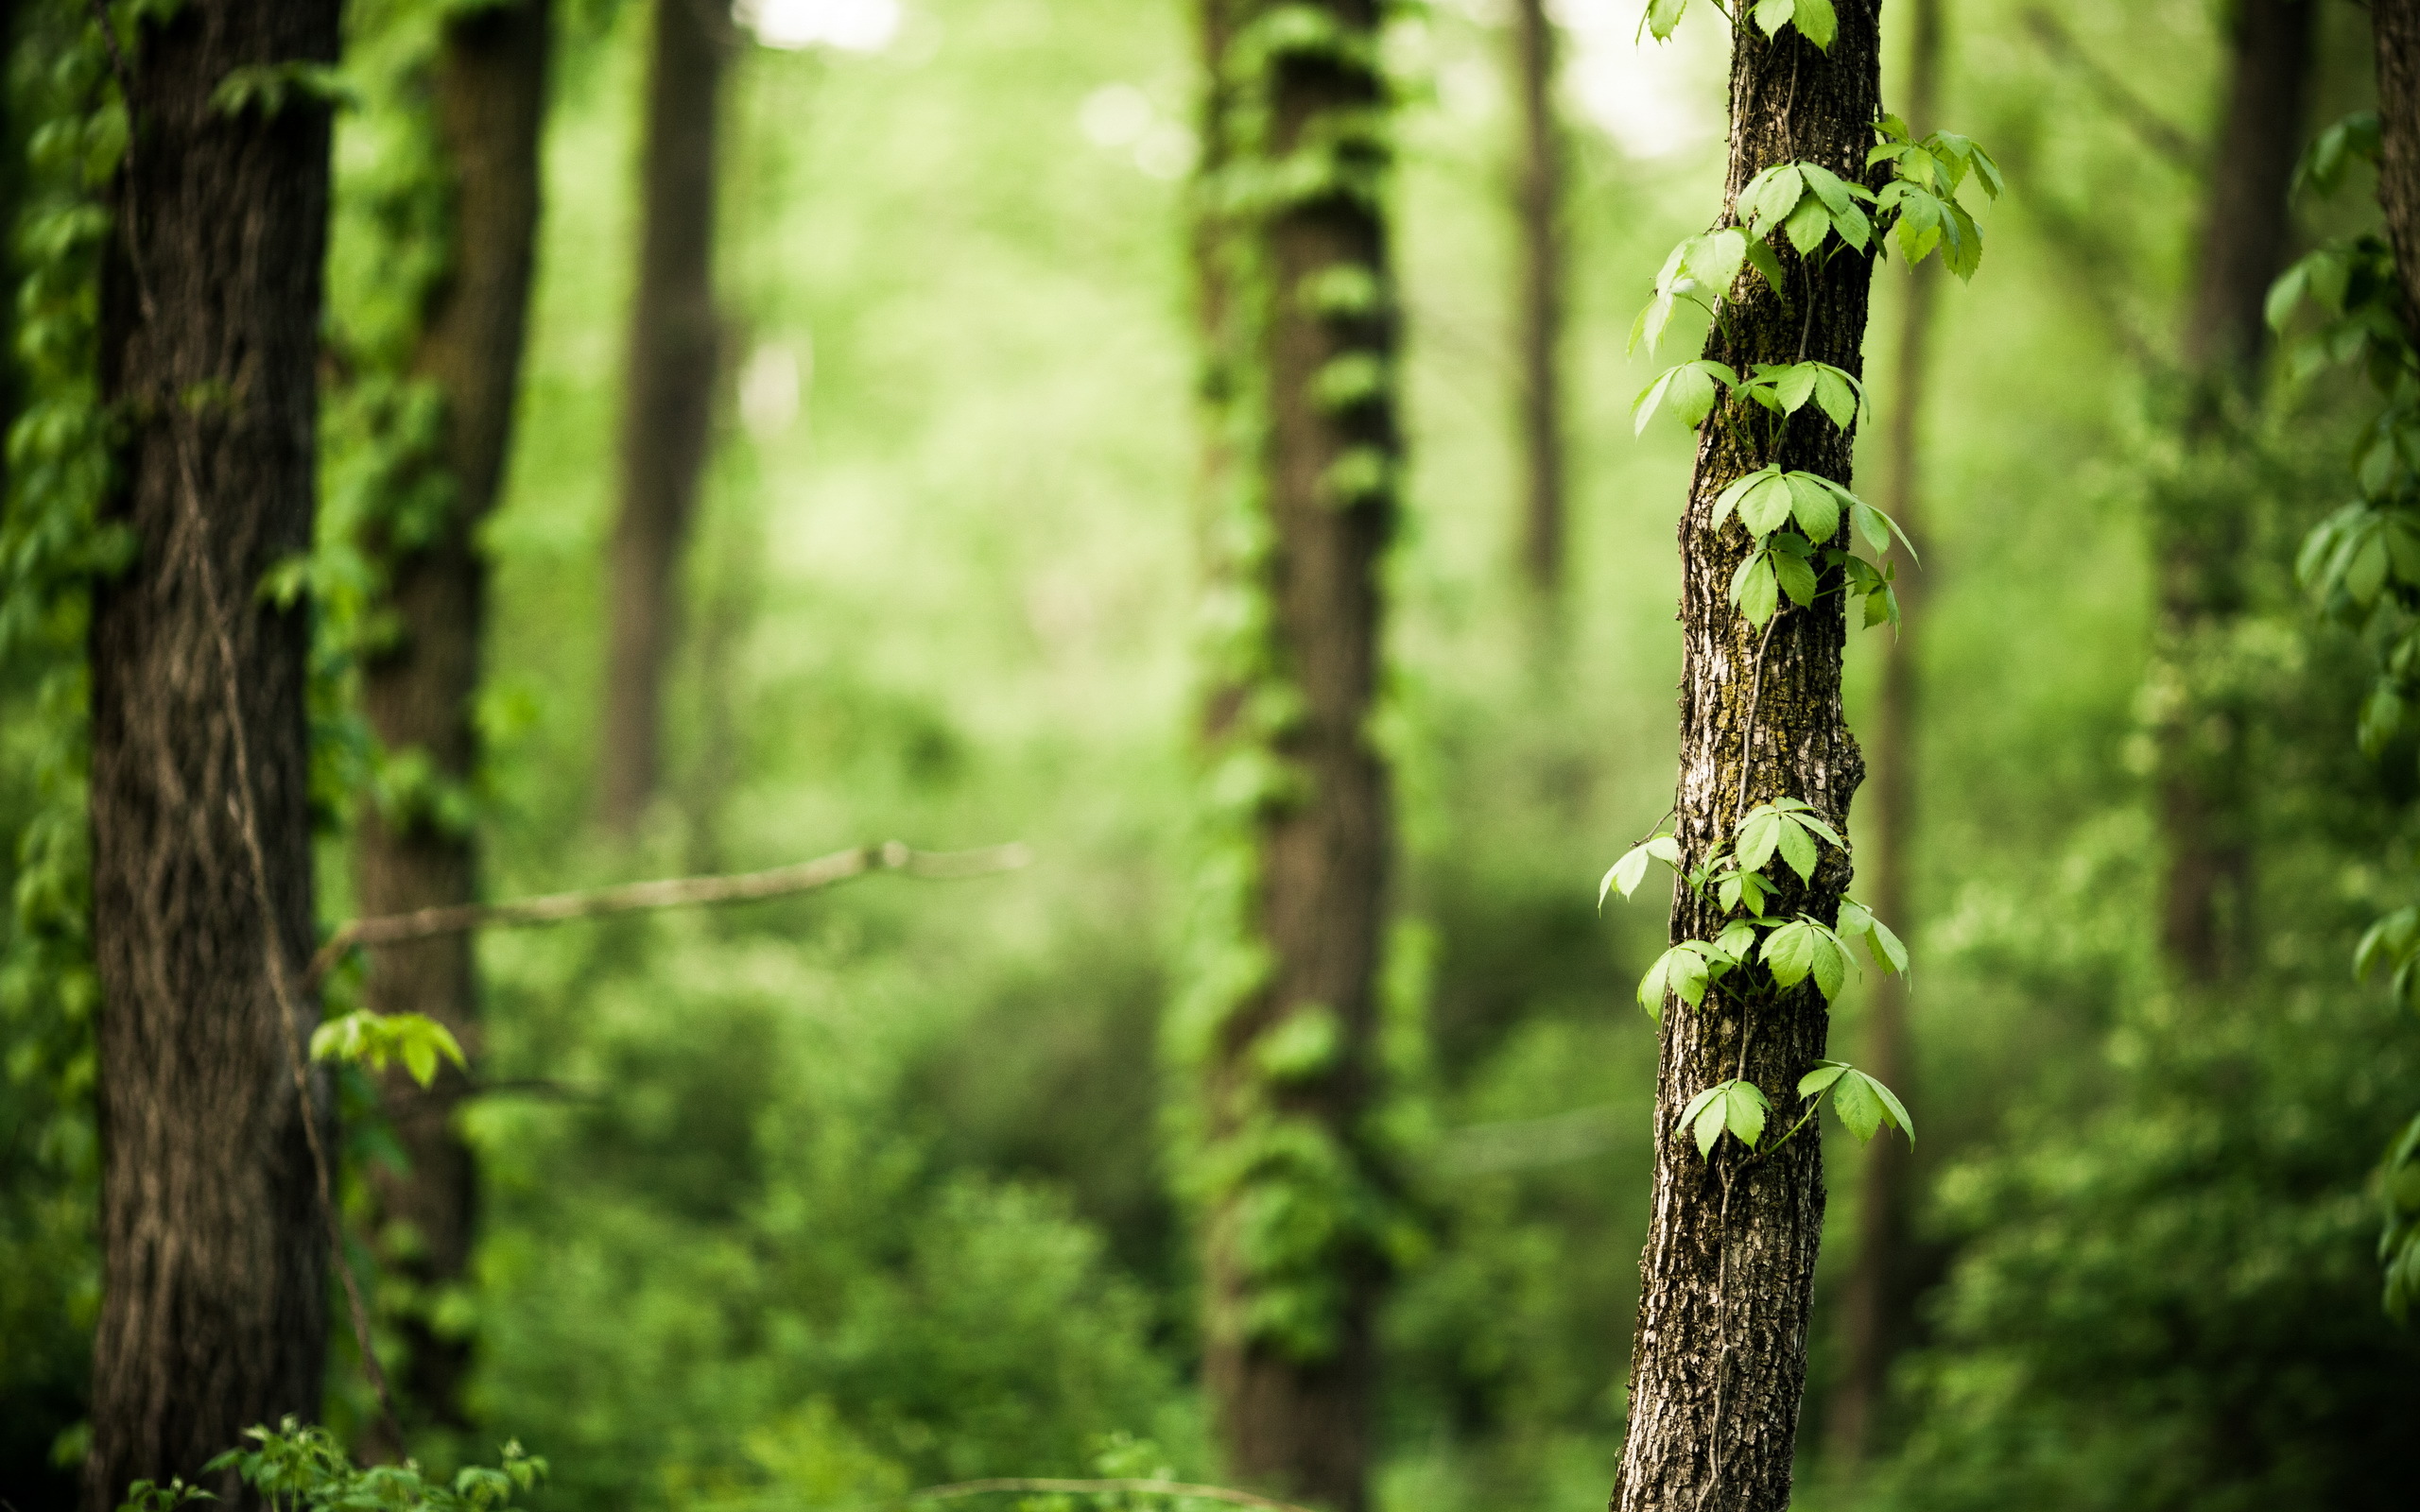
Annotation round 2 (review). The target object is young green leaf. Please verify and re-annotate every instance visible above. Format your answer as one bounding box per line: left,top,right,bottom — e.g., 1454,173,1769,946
1775,814,1817,881
1773,362,1819,413
1784,194,1832,256
1723,1079,1771,1149
1685,229,1748,296
1790,0,1837,48
1685,1081,1732,1158
1786,472,1841,540
1737,807,1782,873
1797,1059,1851,1098
1811,367,1858,430
1772,544,1819,607
1738,470,1796,537
1646,0,1690,42
1743,236,1788,297
1762,918,1819,987
1711,464,1777,534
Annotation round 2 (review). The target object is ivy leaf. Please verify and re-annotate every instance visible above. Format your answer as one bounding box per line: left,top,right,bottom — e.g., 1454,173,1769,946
1827,1066,1915,1144
1791,0,1837,49
1685,1081,1732,1158
1773,362,1819,413
1762,918,1819,987
1808,922,1848,999
1715,918,1760,957
1685,229,1748,297
1799,162,1855,215
1737,806,1782,873
1601,834,1682,904
1864,582,1898,628
1775,814,1817,881
1797,1059,1851,1097
1784,194,1832,256
1743,236,1789,297
1787,472,1841,540
1647,0,1690,42
1735,556,1781,625
1711,465,1776,534
1772,545,1819,607
1724,1080,1771,1149
1748,164,1805,232
1812,367,1858,430
1738,471,1796,537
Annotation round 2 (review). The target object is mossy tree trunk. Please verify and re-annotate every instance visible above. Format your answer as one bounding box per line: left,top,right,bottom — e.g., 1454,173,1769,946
1613,9,1880,1512
2378,0,2420,312
1195,5,1400,1511
83,2,339,1506
600,0,727,834
354,0,550,1437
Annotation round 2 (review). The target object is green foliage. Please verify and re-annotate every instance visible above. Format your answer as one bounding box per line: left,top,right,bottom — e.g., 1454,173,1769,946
194,1418,544,1512
310,1009,466,1089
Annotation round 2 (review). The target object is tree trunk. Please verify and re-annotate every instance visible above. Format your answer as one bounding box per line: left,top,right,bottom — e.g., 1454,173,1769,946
83,3,339,1507
1824,0,1939,1470
1512,0,1564,597
1612,10,1880,1512
2373,3,2420,317
354,0,550,1437
600,0,727,835
2152,0,2312,985
1197,6,1399,1510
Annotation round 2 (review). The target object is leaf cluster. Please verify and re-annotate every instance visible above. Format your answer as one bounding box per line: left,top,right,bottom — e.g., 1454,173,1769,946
308,1009,466,1089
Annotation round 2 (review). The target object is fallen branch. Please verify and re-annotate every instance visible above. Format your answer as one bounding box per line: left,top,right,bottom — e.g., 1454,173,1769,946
904,1479,1317,1512
310,840,1030,984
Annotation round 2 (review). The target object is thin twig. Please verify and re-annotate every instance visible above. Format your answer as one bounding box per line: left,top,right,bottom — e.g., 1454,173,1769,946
904,1480,1318,1512
309,841,1029,984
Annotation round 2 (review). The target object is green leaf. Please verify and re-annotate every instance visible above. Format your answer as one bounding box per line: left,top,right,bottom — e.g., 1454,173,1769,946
1711,465,1775,534
1797,1059,1851,1097
1787,472,1841,540
1685,229,1748,297
1831,1068,1884,1140
1739,471,1796,536
1762,919,1819,986
1631,369,1680,437
1812,367,1858,430
1791,0,1836,48
1736,556,1780,625
1737,808,1782,873
1785,194,1832,256
1647,0,1690,41
1752,0,1793,38
1808,925,1848,1000
1687,1082,1731,1158
1748,165,1805,232
1744,236,1788,297
1775,814,1817,880
1603,835,1676,903
403,1036,439,1089
1724,1080,1771,1149
1799,162,1854,215
1772,546,1818,607
1773,362,1819,413
1865,1071,1914,1142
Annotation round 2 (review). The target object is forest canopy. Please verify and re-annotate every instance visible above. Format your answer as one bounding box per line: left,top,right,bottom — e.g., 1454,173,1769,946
2,2,2418,1512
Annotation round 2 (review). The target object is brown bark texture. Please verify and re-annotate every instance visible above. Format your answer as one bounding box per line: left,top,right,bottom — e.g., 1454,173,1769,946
354,0,550,1436
1512,0,1564,594
1193,0,1244,743
2376,0,2420,316
1201,5,1398,1510
83,2,340,1507
1612,9,1881,1512
1824,0,1940,1469
2152,0,2312,986
600,0,727,833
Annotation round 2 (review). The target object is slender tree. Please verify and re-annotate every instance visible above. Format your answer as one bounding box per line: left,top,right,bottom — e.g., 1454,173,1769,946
600,0,728,834
2151,0,2314,985
1188,5,1403,1509
354,0,551,1435
1825,0,1939,1468
2381,2,2420,304
1511,0,1564,597
82,1,341,1506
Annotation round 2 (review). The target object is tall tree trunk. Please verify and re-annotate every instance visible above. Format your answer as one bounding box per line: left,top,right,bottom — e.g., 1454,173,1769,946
354,0,550,1437
2377,1,2420,315
1824,0,1939,1470
83,2,340,1506
1613,9,1880,1512
1196,6,1399,1511
2152,0,2312,985
1512,0,1564,597
600,0,726,835
1192,0,1242,742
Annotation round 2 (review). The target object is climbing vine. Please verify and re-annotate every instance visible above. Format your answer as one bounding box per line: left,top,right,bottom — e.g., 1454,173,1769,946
1173,0,1422,1366
2265,109,2420,1319
1599,0,2000,1160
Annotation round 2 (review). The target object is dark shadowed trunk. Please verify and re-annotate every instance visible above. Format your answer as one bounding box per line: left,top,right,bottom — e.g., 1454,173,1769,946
1192,0,1241,742
83,2,340,1506
2152,0,2312,985
2373,5,2420,315
1613,9,1880,1512
1197,5,1399,1510
354,0,549,1437
1512,0,1564,597
600,0,727,834
1825,0,1939,1470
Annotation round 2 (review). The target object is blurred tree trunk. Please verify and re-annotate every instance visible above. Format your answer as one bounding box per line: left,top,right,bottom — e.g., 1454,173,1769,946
1511,0,1564,599
1195,5,1399,1511
1611,9,1880,1512
83,2,339,1507
2152,0,2312,985
600,0,727,835
354,0,550,1439
1824,0,1940,1471
1191,0,1241,741
2373,2,2420,310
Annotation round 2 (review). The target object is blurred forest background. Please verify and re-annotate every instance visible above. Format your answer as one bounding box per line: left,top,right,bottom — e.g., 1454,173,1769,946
5,0,2420,1510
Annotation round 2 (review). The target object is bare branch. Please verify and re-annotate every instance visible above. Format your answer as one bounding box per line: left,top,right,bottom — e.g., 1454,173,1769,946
312,840,1030,983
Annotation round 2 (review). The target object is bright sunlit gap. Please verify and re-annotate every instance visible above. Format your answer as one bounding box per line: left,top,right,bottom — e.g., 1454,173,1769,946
739,0,902,53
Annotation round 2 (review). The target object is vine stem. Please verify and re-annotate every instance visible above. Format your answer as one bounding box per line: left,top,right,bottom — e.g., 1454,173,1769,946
1733,609,1785,820
86,0,405,1446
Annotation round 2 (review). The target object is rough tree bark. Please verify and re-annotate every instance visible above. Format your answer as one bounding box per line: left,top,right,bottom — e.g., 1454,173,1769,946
83,2,340,1507
2379,1,2420,314
600,0,727,834
2152,0,2312,985
1512,0,1564,596
1199,5,1398,1510
1824,0,1938,1469
1613,9,1880,1512
354,0,550,1436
